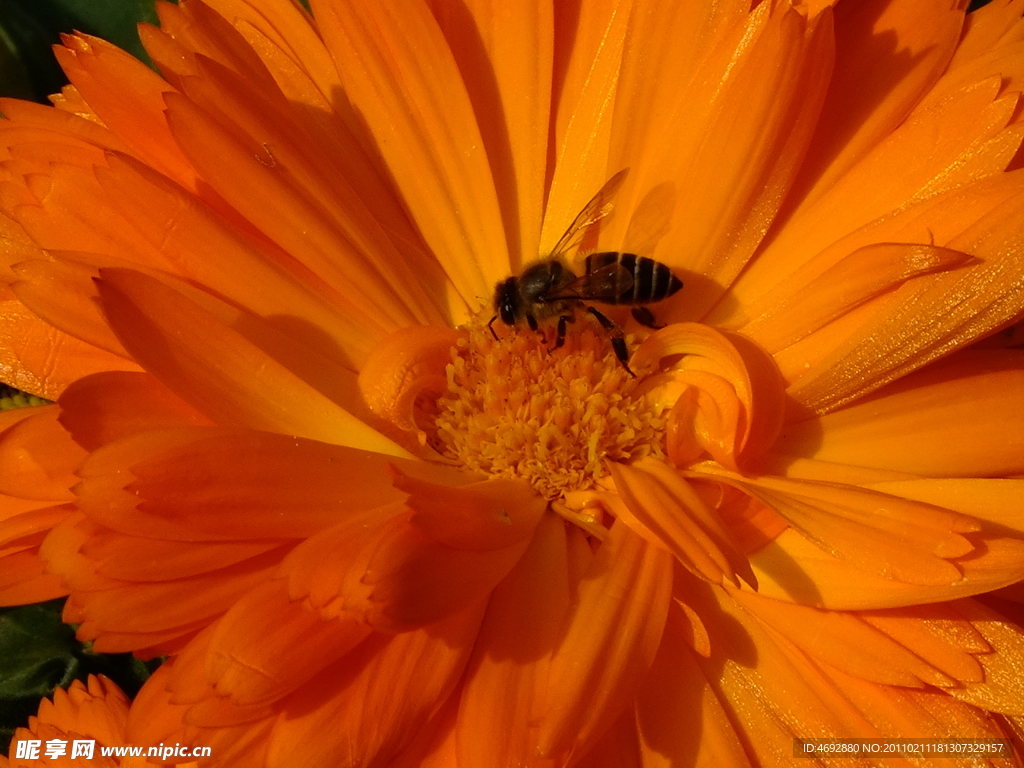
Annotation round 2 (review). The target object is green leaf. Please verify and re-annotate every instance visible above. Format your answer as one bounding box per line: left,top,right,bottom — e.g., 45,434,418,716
0,600,161,755
0,0,163,102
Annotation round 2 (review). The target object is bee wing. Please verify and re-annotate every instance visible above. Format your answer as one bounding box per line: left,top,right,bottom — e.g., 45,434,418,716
548,169,630,263
548,261,633,301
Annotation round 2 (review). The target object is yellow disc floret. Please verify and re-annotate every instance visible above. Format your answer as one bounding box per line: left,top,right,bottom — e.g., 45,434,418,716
432,324,668,499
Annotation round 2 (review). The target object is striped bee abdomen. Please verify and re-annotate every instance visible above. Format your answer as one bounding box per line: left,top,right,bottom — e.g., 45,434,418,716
584,251,683,305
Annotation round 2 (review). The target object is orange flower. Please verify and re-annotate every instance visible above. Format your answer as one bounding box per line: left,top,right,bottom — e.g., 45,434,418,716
2,675,199,767
2,0,1024,765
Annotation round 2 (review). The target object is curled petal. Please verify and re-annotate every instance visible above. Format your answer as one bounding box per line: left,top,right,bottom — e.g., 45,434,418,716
359,326,464,455
633,323,784,470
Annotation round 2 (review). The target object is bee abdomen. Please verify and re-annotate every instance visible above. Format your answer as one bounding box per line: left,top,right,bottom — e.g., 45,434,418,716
586,251,682,304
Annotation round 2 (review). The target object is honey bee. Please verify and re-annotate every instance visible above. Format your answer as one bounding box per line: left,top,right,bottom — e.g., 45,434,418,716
490,169,682,374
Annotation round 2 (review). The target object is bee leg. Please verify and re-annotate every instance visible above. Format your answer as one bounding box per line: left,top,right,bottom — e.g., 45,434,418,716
631,306,663,329
586,307,635,377
550,314,573,351
487,315,500,340
525,313,548,344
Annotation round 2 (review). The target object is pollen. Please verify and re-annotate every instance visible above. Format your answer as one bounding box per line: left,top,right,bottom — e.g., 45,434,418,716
431,324,668,499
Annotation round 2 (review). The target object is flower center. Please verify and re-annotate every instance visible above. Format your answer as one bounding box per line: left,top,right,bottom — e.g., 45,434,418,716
428,324,668,499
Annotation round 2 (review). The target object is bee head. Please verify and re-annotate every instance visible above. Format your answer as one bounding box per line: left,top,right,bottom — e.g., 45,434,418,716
495,277,518,325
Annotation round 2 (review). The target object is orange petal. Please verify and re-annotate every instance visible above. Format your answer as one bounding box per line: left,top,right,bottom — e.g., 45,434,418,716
393,468,544,551
267,606,484,768
863,477,1024,538
358,326,464,455
604,0,750,251
534,520,673,762
749,525,1024,610
725,85,1024,335
75,428,412,541
688,572,1008,759
40,514,285,652
0,548,68,605
681,576,883,762
633,323,784,470
58,370,212,451
455,513,569,768
812,663,1015,748
0,405,83,501
732,589,982,688
571,707,642,768
150,1,455,319
949,0,1024,74
776,349,1024,477
785,184,1024,411
0,204,47,282
53,33,198,189
698,466,979,587
632,5,834,320
541,0,629,256
361,481,545,632
279,502,405,614
429,0,552,271
739,242,974,352
10,255,132,358
188,0,341,102
0,97,127,156
95,151,393,372
164,56,451,330
5,161,172,269
10,675,133,752
635,601,751,768
129,660,216,753
313,0,506,302
82,528,286,584
0,287,136,398
203,580,372,708
94,268,407,455
609,459,755,589
943,598,1024,714
786,0,966,209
